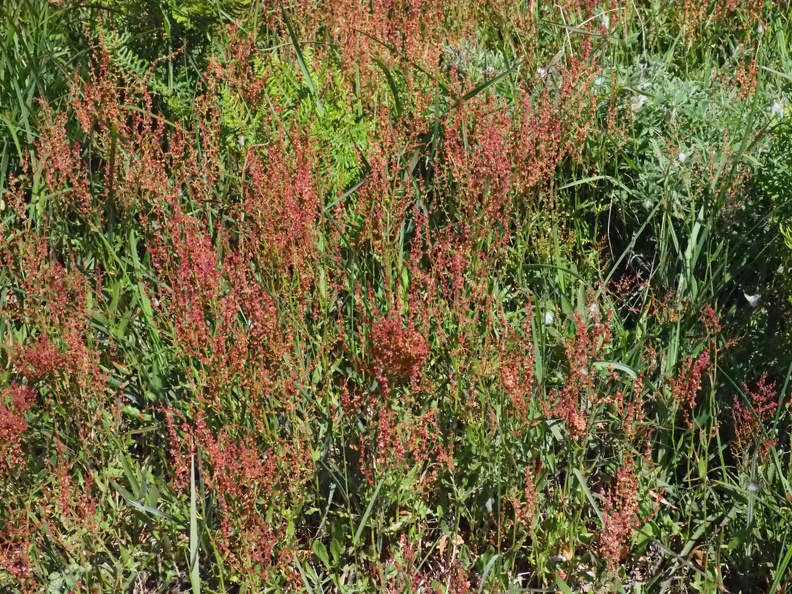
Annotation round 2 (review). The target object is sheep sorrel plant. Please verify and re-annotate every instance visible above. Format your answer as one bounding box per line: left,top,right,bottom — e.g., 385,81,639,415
2,0,792,592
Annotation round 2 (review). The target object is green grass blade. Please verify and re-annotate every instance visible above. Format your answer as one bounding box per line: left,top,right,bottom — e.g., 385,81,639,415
478,553,500,593
591,360,638,379
190,455,201,594
573,468,604,526
458,60,521,104
110,480,177,522
372,58,403,119
555,574,574,594
353,476,385,546
280,2,323,114
759,64,792,82
769,541,792,594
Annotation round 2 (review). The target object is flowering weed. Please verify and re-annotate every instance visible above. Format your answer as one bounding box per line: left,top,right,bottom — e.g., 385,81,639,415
1,1,792,592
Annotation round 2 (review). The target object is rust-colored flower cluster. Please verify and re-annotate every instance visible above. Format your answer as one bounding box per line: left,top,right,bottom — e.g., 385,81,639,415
0,384,33,472
371,312,429,390
599,458,640,572
668,351,710,428
733,374,778,458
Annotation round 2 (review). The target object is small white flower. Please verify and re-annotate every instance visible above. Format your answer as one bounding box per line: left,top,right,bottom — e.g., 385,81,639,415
485,497,494,513
153,298,160,308
757,22,764,35
632,94,647,113
642,198,653,210
678,152,687,163
544,311,554,325
538,67,548,79
771,101,785,119
599,13,610,30
744,292,761,308
747,481,761,494
238,135,245,147
589,303,598,315
579,366,589,376
594,76,605,86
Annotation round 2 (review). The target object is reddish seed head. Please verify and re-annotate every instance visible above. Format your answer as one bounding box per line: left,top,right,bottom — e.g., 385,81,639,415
599,458,640,572
14,335,65,382
668,351,710,428
0,384,34,472
371,314,429,387
733,374,778,458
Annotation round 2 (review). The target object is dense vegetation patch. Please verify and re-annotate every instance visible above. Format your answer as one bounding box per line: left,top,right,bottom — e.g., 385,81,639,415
1,0,792,592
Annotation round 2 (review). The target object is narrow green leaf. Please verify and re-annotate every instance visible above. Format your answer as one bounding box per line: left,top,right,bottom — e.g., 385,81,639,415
190,456,201,594
592,360,638,379
555,575,574,594
354,477,385,545
558,175,608,190
459,60,521,104
573,468,604,526
760,64,792,82
110,481,176,522
478,553,500,593
769,542,792,594
542,19,606,37
323,175,368,213
350,27,454,99
372,58,402,118
119,454,142,499
280,2,323,114
531,310,543,386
